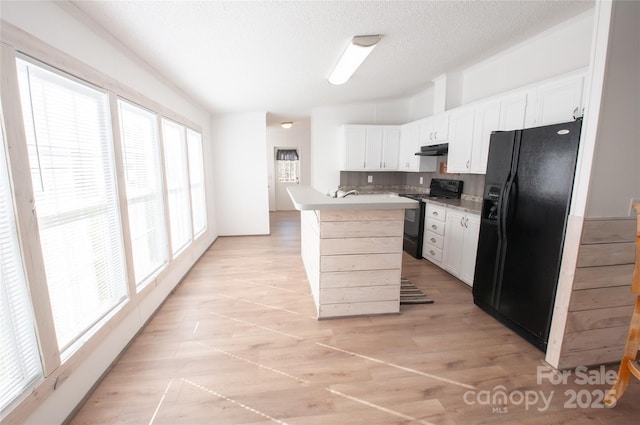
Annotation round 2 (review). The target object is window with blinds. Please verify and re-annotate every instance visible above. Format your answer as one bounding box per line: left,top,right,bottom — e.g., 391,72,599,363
186,129,207,236
161,118,192,255
0,111,42,412
17,58,128,354
276,149,299,183
118,99,168,287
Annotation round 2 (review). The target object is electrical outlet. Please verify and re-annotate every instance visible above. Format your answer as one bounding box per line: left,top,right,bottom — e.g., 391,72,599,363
629,198,640,216
419,177,424,185
367,175,373,183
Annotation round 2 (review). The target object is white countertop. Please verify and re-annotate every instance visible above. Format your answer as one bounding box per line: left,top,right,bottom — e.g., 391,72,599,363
287,186,418,211
423,197,482,215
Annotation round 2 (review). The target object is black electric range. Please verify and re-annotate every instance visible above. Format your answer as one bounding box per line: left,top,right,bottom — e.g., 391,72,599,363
399,179,463,258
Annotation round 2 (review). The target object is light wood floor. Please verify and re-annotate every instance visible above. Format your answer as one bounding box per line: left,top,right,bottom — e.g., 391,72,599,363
70,211,639,425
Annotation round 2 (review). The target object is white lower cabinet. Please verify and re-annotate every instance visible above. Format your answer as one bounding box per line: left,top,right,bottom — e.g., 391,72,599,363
422,204,446,264
442,209,480,286
424,204,480,287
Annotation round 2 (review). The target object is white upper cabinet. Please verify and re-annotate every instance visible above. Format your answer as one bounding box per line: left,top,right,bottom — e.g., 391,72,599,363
447,106,476,173
342,125,367,170
499,90,530,131
364,126,383,170
341,70,585,175
419,113,449,146
399,120,419,170
530,73,585,127
470,99,501,174
340,125,401,171
399,121,437,172
382,127,400,170
447,70,585,175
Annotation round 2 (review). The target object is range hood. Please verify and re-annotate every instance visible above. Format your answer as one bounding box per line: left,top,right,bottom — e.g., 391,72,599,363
415,143,448,156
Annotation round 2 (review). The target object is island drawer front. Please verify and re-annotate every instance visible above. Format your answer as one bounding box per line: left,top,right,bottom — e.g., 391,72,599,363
426,218,445,236
320,253,401,272
424,245,443,263
321,236,402,255
427,204,447,220
425,230,444,249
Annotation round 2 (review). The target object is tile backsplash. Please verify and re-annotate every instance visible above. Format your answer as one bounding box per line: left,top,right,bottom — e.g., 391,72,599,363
339,156,485,197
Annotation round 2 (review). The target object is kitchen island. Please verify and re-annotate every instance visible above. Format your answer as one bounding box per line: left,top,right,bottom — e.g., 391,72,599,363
287,186,418,319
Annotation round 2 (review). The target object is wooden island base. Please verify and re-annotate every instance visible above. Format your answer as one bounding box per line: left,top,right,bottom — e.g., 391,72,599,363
300,209,404,318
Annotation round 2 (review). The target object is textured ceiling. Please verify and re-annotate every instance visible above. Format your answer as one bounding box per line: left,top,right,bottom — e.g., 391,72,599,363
67,0,594,126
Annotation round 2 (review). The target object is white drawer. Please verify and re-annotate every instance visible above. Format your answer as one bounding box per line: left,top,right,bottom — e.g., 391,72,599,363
424,230,444,249
426,218,445,236
426,204,447,221
423,245,443,263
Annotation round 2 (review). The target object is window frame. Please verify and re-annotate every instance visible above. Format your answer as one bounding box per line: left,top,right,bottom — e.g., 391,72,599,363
16,55,129,356
0,27,209,423
116,98,170,289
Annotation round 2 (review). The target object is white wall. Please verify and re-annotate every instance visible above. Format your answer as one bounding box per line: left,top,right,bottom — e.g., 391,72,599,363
406,86,435,122
460,9,594,106
310,98,410,192
211,112,270,235
266,119,311,211
585,0,640,218
0,2,217,424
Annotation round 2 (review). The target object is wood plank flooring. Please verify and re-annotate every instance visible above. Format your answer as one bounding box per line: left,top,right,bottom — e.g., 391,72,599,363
69,211,640,425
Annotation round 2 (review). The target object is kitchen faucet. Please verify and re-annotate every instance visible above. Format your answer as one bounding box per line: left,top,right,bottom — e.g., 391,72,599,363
340,189,359,197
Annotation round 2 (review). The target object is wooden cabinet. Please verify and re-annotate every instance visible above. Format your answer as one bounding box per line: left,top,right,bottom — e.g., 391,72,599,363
422,204,447,264
447,107,476,173
442,209,480,286
399,121,437,172
341,125,401,171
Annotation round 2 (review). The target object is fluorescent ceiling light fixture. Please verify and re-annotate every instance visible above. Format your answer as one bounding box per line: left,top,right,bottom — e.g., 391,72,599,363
280,121,293,129
328,35,382,85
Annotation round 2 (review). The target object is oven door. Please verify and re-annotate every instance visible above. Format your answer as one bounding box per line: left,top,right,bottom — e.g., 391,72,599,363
402,201,424,258
404,207,420,239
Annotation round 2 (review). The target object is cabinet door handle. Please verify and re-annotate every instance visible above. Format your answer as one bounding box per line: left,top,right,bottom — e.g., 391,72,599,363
430,238,436,243
465,218,469,228
431,224,437,230
434,131,438,139
466,160,470,169
460,217,465,226
432,211,438,216
429,250,435,256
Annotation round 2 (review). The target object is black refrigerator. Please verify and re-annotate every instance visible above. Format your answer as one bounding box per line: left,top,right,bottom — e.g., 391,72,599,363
472,119,582,352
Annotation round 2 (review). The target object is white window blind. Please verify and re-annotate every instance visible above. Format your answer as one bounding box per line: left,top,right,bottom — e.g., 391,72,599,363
17,58,128,354
118,99,168,287
0,111,42,412
161,119,192,255
186,129,207,236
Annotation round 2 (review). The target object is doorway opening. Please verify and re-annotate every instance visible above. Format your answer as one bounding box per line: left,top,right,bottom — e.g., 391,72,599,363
274,148,299,210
